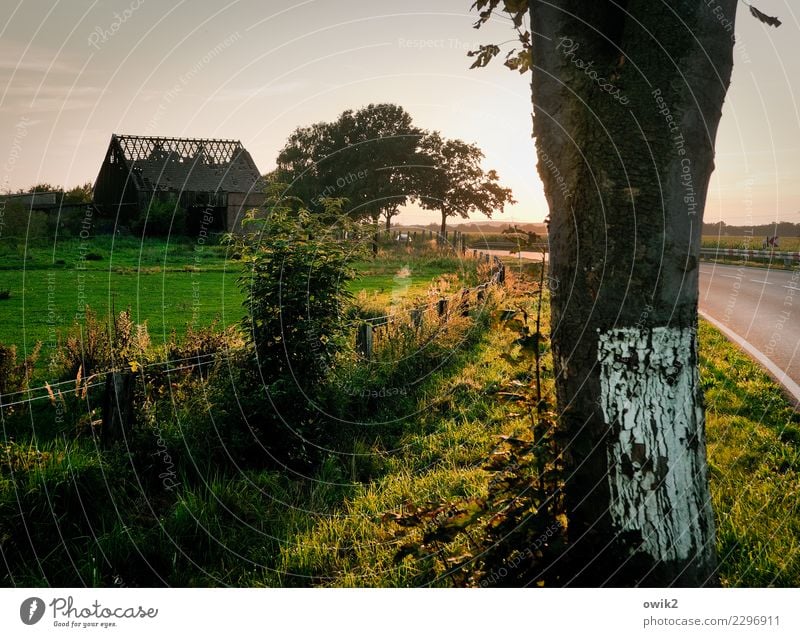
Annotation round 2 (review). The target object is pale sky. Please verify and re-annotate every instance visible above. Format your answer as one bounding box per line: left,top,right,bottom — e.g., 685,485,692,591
1,0,798,226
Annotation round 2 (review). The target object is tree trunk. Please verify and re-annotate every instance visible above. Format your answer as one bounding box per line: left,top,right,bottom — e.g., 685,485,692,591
530,0,736,585
372,211,379,256
440,210,447,243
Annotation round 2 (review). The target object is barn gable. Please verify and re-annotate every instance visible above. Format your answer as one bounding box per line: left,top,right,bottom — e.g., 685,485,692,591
93,134,265,232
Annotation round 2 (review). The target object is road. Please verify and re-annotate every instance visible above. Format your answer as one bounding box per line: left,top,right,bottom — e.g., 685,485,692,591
488,250,800,401
699,262,800,401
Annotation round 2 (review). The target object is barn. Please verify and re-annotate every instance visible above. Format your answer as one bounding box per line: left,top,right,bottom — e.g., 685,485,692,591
92,134,265,234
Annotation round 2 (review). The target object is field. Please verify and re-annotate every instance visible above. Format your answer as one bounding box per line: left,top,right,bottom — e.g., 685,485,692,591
0,232,798,587
0,237,469,352
701,235,800,251
1,255,798,586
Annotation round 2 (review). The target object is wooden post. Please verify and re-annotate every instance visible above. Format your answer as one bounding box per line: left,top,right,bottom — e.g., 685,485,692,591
102,370,135,448
357,323,373,360
437,298,448,319
411,307,423,330
460,289,471,316
473,249,477,259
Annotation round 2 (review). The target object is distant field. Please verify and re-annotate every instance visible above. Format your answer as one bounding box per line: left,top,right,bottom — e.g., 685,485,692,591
701,235,800,251
0,237,470,352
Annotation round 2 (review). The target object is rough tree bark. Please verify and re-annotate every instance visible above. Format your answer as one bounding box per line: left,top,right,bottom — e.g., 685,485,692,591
530,0,736,585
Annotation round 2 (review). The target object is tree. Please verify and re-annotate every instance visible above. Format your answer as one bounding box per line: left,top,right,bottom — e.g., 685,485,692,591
470,0,778,585
275,103,422,237
63,182,93,204
416,131,514,239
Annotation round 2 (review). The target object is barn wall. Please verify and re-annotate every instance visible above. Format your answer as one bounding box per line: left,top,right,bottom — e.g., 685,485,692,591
226,192,266,233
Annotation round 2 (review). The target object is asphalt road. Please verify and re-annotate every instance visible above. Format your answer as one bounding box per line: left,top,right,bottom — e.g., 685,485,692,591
486,250,799,400
699,262,800,401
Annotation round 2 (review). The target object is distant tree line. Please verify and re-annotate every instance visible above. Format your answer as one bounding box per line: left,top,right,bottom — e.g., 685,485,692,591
703,220,800,236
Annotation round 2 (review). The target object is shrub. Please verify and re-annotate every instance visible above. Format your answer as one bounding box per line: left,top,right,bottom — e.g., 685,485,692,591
224,189,364,467
132,195,186,237
0,341,41,398
0,289,10,300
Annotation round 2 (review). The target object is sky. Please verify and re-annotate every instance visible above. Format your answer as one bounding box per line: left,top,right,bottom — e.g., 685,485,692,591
0,0,798,227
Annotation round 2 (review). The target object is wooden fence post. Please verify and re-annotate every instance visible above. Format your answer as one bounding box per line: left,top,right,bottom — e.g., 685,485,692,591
357,323,373,360
411,307,423,330
437,298,448,319
102,370,135,448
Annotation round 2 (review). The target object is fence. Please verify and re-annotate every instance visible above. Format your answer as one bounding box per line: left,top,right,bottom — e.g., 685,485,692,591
353,252,506,360
0,251,508,441
700,247,800,265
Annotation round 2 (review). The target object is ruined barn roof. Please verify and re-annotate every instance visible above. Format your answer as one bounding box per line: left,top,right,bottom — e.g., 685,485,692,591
107,134,264,194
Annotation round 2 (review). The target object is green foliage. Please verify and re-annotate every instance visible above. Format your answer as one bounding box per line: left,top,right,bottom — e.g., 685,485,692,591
416,131,515,233
132,195,186,236
233,192,360,391
0,340,41,397
223,190,364,466
276,103,422,224
0,200,49,238
63,182,93,204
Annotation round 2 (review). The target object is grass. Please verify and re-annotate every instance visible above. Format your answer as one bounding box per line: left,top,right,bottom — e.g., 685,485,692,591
699,321,800,586
1,255,798,587
0,237,469,352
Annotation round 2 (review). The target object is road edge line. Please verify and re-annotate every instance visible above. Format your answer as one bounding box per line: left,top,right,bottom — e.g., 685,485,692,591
699,310,800,408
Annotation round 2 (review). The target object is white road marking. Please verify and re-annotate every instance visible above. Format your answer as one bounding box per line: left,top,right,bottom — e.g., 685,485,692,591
784,285,800,292
749,279,773,285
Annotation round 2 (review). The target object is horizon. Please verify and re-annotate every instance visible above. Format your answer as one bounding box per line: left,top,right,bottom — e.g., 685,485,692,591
1,1,798,227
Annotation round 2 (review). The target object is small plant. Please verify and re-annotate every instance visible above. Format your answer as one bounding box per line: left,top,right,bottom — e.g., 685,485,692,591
0,340,41,398
84,252,103,261
0,290,10,300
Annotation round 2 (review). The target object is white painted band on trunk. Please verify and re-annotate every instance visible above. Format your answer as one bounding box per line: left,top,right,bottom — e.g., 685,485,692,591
597,326,714,564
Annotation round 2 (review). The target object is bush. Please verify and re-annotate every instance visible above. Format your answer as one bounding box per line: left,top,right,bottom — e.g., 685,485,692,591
0,201,49,239
132,195,186,237
0,341,41,399
224,190,364,467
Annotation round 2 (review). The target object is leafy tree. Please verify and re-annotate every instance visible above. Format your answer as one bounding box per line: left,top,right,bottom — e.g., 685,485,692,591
416,131,514,239
469,0,780,585
276,103,422,236
19,182,60,194
63,182,93,204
